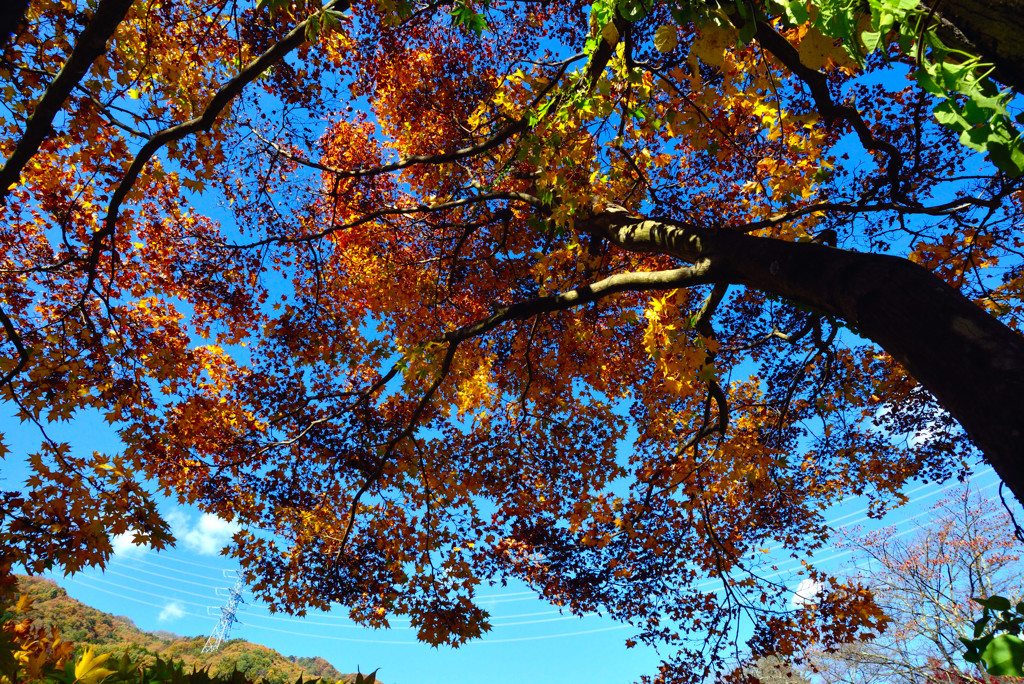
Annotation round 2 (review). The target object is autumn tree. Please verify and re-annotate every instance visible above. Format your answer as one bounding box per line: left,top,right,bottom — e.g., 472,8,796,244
2,0,1024,681
807,488,1023,684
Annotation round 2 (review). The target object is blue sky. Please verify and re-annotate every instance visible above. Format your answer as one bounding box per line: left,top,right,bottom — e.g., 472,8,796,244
46,468,1008,684
3,395,1011,684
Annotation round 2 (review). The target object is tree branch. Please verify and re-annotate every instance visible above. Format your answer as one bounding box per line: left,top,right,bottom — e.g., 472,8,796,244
444,262,718,343
85,0,351,284
0,0,136,205
581,207,1024,506
0,306,30,389
750,19,906,200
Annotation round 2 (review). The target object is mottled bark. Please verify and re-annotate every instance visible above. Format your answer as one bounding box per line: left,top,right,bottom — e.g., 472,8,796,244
586,210,1024,504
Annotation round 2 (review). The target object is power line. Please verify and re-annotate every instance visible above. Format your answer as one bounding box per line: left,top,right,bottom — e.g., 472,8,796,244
63,576,216,619
57,485,1014,649
118,554,225,582
109,563,222,591
106,468,998,623
88,566,586,629
93,477,1005,633
239,620,631,645
50,476,1009,652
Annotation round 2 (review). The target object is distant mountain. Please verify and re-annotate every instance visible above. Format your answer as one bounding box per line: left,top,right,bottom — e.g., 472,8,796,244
14,576,355,683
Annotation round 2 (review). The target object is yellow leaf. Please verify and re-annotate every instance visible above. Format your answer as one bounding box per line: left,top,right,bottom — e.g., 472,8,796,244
654,25,678,53
601,22,619,47
74,647,115,684
798,26,834,70
13,594,34,613
690,22,737,67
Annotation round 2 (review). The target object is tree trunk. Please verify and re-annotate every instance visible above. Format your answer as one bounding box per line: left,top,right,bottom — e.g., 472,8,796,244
587,211,1024,503
926,0,1024,94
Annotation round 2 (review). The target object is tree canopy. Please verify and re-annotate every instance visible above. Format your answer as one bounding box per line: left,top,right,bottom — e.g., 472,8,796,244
2,0,1024,680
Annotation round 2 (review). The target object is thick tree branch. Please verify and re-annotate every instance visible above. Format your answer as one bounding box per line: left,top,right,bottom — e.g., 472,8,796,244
583,208,1024,505
444,262,717,343
0,0,136,205
923,0,1024,94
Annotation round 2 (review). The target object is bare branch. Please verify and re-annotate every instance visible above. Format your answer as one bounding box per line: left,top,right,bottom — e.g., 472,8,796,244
735,196,1002,234
750,20,906,200
223,190,544,249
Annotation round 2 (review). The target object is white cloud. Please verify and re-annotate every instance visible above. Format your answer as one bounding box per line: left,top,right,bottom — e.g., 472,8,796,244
165,509,191,536
158,601,185,623
111,530,148,557
179,512,241,556
791,578,823,608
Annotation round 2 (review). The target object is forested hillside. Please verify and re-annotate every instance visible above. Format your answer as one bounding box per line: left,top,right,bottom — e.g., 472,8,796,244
11,576,354,684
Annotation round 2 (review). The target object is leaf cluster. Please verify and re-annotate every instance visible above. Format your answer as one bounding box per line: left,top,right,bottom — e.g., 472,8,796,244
962,596,1024,677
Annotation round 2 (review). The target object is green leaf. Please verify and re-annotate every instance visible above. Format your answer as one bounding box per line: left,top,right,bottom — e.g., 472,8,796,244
449,1,488,35
963,97,1004,127
933,100,970,133
975,614,993,638
860,28,882,53
738,20,756,44
986,140,1024,178
670,5,694,23
938,60,977,92
962,635,985,664
619,0,652,21
977,596,1014,612
916,65,945,95
981,634,1024,676
304,13,321,41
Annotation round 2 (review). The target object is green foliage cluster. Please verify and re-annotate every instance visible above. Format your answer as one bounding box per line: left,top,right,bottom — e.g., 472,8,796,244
962,595,1024,677
780,0,1023,174
547,0,1024,175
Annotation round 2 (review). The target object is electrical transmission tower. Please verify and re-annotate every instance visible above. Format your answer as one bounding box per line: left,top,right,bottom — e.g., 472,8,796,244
201,571,245,654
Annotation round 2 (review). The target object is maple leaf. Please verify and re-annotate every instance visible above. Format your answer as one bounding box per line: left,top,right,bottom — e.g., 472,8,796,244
74,647,116,684
12,595,33,614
